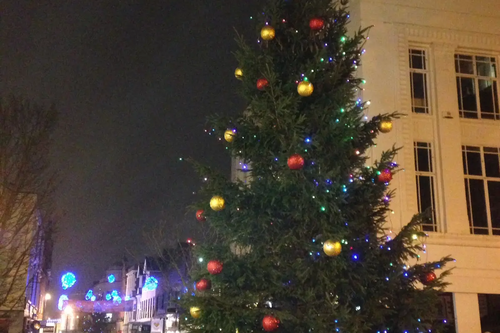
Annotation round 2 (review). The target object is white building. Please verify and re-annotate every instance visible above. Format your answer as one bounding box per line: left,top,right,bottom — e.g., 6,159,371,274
348,0,500,331
123,258,185,333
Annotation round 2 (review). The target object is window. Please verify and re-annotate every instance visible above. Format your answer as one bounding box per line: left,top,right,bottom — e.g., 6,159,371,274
409,49,430,114
414,142,437,231
455,54,499,119
478,294,500,332
462,146,500,235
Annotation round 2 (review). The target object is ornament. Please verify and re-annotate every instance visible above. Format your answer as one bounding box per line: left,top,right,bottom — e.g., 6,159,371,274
195,209,206,222
287,154,305,170
257,78,269,90
224,129,235,142
309,18,325,30
234,68,243,80
207,260,223,275
262,315,280,332
420,272,437,285
196,278,211,291
297,81,314,97
190,306,201,318
377,169,393,183
210,196,225,211
323,240,342,257
379,119,393,133
260,26,276,41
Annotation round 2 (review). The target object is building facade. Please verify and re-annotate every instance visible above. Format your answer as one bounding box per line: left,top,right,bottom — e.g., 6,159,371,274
348,0,500,331
0,205,52,333
123,257,186,333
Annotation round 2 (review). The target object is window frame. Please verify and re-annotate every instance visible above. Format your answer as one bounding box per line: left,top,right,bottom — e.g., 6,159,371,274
462,145,500,235
455,53,499,120
414,141,438,232
409,48,432,115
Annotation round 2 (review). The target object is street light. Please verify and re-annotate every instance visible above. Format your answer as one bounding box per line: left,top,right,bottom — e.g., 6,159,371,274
64,306,73,333
43,293,51,320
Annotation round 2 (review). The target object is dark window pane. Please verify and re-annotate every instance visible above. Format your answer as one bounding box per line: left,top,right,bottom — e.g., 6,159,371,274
462,151,467,174
473,228,490,235
417,176,434,212
465,180,473,229
459,77,478,111
416,147,432,172
466,151,483,176
488,181,500,230
455,54,474,74
410,50,425,69
485,152,500,178
479,79,496,113
495,81,499,115
469,179,488,229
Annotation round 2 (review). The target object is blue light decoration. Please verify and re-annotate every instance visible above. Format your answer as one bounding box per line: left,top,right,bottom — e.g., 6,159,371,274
143,276,158,291
107,274,116,283
85,289,93,301
111,290,118,297
61,272,77,290
105,293,112,301
113,296,122,304
58,295,69,311
90,295,96,302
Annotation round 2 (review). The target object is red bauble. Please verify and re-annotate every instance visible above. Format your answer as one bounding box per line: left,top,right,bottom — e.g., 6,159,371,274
257,78,269,90
377,169,393,183
287,154,305,170
195,278,211,291
195,209,206,222
207,260,223,275
309,18,324,30
420,272,437,285
262,315,280,332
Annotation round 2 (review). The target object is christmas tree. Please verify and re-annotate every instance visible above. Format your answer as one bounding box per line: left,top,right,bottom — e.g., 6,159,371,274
182,0,453,332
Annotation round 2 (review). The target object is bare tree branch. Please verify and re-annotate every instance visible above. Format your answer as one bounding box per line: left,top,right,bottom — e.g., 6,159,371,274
0,95,58,312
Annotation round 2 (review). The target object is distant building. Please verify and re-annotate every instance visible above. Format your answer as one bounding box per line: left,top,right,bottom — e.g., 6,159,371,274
123,244,191,333
0,203,53,333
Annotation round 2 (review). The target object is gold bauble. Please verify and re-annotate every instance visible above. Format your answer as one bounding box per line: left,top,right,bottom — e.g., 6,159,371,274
224,129,235,142
379,120,393,133
297,81,314,97
210,195,225,211
260,26,276,41
323,240,342,257
190,306,201,318
235,68,243,80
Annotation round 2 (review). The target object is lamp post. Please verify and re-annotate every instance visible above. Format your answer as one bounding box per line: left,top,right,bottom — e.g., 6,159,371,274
43,293,51,320
64,306,73,333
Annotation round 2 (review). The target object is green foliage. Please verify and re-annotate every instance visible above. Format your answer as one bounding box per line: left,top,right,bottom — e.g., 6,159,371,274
181,1,453,332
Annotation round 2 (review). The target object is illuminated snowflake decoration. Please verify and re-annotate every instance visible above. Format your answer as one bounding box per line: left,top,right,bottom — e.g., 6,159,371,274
85,289,93,301
107,274,115,283
105,293,112,301
61,272,77,290
58,295,69,311
113,296,122,304
90,295,96,302
143,276,158,291
111,290,118,297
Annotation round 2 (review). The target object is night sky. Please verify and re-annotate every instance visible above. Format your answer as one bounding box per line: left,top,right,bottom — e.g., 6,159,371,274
1,0,264,305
